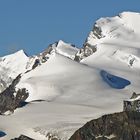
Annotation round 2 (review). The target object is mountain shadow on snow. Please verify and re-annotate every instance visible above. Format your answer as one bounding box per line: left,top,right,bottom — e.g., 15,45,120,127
100,70,131,89
0,131,6,137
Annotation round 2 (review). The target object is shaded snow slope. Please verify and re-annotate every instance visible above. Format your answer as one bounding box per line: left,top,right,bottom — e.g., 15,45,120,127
100,70,131,89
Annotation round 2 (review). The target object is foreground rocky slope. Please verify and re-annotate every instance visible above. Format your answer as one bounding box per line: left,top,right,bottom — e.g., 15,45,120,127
70,111,140,140
11,135,34,140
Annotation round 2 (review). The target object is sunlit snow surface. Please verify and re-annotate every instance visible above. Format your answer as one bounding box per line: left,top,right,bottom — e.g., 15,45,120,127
1,12,140,139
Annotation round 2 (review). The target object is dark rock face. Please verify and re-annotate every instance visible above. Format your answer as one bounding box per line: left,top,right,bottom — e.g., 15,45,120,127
92,24,103,39
74,46,96,62
32,59,40,69
124,92,140,112
69,111,140,140
0,74,29,114
11,135,34,140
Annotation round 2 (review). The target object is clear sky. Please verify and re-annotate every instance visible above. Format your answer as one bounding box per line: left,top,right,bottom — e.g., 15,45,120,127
0,0,140,56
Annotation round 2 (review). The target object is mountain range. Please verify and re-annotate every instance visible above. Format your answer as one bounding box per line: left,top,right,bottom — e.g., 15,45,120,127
0,11,140,140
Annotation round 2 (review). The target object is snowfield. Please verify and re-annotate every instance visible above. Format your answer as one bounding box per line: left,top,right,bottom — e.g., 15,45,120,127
0,11,140,139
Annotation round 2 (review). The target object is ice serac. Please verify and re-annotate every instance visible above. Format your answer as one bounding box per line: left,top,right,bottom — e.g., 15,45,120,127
40,40,79,60
56,40,79,60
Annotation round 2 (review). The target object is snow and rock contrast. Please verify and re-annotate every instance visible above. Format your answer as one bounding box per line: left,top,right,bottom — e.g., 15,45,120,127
70,111,140,140
0,11,140,140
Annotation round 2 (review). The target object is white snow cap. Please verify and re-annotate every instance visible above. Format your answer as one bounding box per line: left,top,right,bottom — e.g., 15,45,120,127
0,49,29,78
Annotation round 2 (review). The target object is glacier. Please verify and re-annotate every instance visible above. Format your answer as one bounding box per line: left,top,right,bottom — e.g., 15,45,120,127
0,11,140,139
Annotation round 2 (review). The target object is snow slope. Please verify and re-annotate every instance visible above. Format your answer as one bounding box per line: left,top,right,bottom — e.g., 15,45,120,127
1,52,133,140
1,11,140,139
0,41,79,93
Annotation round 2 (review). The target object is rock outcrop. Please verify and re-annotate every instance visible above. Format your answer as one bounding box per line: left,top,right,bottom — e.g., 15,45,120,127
0,74,29,114
11,135,34,140
74,23,102,62
69,111,140,140
124,92,140,112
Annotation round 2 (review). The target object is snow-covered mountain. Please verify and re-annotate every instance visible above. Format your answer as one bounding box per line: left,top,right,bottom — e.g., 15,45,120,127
0,50,29,92
0,40,79,93
84,11,140,68
0,11,140,140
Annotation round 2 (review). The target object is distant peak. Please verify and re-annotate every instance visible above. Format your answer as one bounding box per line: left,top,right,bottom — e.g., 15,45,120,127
12,49,28,57
57,40,65,45
2,49,28,60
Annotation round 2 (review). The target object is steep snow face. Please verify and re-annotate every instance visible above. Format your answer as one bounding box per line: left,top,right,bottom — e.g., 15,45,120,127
86,11,140,46
84,11,140,68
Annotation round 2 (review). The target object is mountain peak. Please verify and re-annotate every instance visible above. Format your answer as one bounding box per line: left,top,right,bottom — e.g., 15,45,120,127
2,49,28,59
85,11,140,48
57,40,67,46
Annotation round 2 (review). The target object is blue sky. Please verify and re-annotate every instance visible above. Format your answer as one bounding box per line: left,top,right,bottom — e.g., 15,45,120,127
0,0,140,56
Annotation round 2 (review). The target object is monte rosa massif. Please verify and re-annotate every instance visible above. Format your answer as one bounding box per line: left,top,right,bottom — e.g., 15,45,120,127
0,11,140,140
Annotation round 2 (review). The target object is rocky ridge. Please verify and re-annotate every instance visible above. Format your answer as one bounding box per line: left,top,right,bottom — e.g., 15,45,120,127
69,111,140,140
0,74,29,115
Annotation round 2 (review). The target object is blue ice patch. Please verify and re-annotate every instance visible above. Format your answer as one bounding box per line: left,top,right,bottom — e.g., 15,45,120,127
100,70,131,89
0,131,6,137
